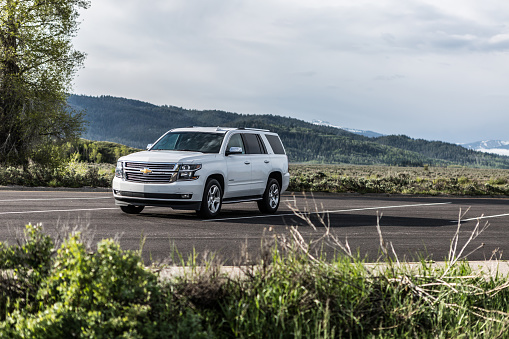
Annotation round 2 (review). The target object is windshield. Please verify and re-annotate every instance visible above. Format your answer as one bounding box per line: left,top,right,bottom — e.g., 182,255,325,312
150,132,225,153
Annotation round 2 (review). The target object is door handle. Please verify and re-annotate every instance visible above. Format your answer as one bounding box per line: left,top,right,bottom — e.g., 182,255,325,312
264,160,270,163
244,161,251,165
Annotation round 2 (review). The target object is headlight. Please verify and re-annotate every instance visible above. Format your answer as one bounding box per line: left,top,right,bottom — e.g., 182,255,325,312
115,161,124,178
178,163,201,180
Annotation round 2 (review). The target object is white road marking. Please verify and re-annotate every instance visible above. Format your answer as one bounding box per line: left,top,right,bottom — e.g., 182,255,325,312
456,213,509,222
0,207,118,215
0,201,454,219
205,202,452,222
0,197,112,202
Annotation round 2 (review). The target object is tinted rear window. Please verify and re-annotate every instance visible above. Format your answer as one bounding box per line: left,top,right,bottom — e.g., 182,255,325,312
265,135,285,154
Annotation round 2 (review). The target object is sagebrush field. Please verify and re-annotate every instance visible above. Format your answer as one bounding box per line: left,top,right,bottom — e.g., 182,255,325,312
289,164,509,195
1,162,509,196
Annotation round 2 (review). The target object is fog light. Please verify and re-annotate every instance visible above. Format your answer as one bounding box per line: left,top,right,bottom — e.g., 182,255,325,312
181,194,191,199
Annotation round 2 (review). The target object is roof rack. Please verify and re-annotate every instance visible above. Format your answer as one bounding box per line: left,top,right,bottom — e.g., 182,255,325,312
236,127,270,132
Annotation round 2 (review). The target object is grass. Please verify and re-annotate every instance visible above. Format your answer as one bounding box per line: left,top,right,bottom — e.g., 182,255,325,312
153,206,509,337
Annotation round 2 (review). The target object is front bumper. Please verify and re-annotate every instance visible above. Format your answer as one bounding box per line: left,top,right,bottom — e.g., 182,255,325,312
112,177,204,210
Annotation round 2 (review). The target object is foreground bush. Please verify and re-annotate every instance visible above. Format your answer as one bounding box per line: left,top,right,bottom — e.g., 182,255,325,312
0,224,509,337
0,225,173,337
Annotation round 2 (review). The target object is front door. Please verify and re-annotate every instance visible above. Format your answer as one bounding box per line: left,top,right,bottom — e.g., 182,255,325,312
224,133,252,198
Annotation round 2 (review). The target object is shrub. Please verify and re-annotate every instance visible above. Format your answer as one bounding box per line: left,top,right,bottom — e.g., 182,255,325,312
0,162,113,188
488,176,508,185
0,226,169,338
0,224,54,319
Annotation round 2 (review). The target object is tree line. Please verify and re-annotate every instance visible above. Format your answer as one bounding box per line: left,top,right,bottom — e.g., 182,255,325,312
68,95,509,168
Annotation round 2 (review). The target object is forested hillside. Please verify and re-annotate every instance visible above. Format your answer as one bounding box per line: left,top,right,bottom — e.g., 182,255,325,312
68,95,509,168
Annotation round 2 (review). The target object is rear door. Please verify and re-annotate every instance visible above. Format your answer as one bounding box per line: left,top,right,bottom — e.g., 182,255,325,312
242,133,271,195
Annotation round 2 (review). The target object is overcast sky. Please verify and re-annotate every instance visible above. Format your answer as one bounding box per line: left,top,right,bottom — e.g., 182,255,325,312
73,0,509,143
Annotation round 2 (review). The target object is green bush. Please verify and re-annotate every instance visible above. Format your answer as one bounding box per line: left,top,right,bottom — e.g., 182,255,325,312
0,225,216,338
61,139,140,164
0,224,54,319
488,176,508,185
0,162,113,188
17,237,161,337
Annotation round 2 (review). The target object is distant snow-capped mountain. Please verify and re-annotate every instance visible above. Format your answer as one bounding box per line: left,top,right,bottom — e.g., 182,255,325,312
311,120,384,138
461,140,509,156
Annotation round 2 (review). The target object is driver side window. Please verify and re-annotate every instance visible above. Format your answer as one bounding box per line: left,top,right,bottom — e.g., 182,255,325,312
226,134,245,154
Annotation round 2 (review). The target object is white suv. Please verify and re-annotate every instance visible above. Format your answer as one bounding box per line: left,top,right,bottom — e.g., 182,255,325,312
112,127,290,218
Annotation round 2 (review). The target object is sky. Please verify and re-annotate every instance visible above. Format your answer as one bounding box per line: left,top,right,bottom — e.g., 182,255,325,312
72,0,509,144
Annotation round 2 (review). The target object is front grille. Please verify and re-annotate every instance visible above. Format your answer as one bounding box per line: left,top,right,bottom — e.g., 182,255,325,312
124,162,178,183
125,162,177,171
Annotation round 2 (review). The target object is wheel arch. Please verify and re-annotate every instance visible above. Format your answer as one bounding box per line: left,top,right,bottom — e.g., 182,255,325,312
206,173,225,194
268,171,282,188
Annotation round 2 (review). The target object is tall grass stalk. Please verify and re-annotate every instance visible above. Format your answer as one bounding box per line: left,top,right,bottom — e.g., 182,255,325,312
271,197,509,337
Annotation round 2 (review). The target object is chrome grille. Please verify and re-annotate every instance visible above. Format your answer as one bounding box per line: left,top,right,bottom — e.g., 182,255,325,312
124,162,178,183
125,162,177,171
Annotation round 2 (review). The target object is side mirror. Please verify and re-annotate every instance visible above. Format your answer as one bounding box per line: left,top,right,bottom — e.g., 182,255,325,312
226,146,243,155
146,144,153,150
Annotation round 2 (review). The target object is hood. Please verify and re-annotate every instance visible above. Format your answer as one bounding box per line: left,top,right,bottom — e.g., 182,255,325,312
119,150,216,163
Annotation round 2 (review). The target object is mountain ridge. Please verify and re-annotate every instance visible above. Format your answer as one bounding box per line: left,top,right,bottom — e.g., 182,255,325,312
311,120,384,138
461,140,509,157
67,94,509,168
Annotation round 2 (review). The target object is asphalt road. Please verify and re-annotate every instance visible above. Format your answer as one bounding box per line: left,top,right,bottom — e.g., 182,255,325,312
1,189,508,264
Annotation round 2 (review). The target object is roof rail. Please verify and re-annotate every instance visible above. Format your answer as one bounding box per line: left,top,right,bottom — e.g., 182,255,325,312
236,127,270,132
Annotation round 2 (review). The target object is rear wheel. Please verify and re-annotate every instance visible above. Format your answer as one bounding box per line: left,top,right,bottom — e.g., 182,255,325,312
257,178,280,213
197,178,222,218
120,205,145,214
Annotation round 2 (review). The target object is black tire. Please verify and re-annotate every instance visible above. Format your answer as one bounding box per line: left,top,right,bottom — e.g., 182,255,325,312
257,178,280,214
120,205,145,214
197,178,222,218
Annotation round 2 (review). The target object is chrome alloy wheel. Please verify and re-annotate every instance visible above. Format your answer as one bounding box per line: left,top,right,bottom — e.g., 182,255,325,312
268,183,280,209
207,184,221,214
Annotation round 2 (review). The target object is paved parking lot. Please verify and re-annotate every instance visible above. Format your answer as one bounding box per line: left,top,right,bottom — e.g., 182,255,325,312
1,189,508,263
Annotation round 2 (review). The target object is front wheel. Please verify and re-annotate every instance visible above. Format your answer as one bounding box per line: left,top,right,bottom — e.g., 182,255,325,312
257,178,280,214
120,205,145,214
197,179,222,218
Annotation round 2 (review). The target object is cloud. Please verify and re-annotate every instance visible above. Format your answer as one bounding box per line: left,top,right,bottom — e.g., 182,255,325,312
374,74,405,81
488,33,509,48
72,0,509,143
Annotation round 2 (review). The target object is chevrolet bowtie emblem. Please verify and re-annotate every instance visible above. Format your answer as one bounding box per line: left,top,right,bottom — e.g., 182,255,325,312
140,168,152,174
